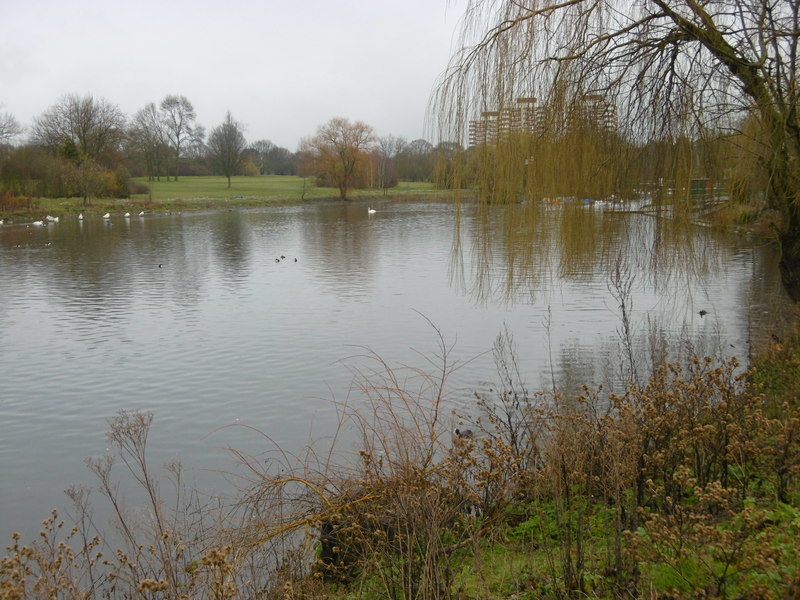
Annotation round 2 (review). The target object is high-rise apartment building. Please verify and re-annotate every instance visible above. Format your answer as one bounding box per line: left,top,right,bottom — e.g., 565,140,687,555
468,94,615,146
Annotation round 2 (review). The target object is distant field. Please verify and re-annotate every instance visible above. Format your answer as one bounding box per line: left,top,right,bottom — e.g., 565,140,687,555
131,175,438,202
6,177,445,218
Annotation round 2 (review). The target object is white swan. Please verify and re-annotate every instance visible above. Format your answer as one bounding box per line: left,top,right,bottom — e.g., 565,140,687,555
368,207,376,214
138,211,145,216
78,213,84,220
124,212,131,218
32,220,44,226
102,213,110,219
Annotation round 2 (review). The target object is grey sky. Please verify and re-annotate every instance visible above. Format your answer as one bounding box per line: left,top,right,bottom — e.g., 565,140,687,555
1,0,466,150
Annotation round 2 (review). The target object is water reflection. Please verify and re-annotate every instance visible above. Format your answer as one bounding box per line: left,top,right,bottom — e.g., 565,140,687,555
0,200,793,542
299,203,381,300
209,210,251,282
452,199,793,370
454,201,737,304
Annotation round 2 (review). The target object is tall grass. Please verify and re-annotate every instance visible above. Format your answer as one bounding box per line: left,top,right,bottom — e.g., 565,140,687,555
3,320,799,599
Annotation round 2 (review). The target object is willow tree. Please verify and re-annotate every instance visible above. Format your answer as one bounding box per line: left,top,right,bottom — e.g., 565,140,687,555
433,0,800,301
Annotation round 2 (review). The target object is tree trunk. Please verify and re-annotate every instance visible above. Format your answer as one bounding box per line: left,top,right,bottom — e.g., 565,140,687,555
764,121,800,302
779,224,800,302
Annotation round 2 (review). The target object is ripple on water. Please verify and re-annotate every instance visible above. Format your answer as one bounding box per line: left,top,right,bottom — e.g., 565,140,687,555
0,203,793,541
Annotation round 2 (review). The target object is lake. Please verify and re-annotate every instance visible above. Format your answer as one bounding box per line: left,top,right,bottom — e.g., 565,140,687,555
0,199,792,541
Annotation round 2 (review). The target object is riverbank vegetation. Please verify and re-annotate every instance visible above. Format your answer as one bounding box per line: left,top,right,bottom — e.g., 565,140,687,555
0,176,451,221
3,320,798,599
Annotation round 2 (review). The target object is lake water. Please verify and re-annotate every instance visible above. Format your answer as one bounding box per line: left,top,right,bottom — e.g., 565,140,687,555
0,199,792,541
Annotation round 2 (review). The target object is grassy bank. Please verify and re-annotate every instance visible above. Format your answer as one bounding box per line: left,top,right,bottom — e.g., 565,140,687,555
0,176,449,219
131,176,440,203
3,330,799,599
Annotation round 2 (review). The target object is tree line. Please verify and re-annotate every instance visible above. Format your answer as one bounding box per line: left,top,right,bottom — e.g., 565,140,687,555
0,94,447,202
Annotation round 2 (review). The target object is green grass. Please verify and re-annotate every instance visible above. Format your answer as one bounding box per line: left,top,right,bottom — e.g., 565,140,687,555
2,176,446,218
131,175,442,203
131,175,340,202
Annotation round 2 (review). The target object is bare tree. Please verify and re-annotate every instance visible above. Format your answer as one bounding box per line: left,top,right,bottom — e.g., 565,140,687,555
300,117,376,199
376,135,406,193
32,94,125,165
251,139,275,174
0,106,23,143
396,138,435,182
159,94,198,180
434,0,800,300
129,102,170,181
207,111,247,188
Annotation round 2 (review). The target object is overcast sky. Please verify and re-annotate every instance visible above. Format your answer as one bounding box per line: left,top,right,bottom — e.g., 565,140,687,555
1,0,467,151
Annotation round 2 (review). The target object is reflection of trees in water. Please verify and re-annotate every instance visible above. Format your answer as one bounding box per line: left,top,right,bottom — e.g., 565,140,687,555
3,217,212,324
452,199,795,389
736,241,795,354
209,211,251,282
454,200,737,306
298,203,379,299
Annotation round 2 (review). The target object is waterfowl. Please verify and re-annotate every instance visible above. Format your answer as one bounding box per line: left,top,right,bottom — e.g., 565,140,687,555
78,213,84,220
138,211,145,216
32,219,44,226
368,207,376,214
124,212,131,218
102,213,110,219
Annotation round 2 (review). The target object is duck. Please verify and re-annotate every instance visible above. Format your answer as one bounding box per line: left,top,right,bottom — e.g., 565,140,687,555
368,207,376,214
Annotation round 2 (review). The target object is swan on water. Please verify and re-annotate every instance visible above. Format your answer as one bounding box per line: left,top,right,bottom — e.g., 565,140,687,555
368,207,376,214
102,213,110,219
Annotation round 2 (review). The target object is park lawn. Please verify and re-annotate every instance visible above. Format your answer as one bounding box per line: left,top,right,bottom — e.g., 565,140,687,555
5,177,444,219
131,175,441,203
131,175,338,202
